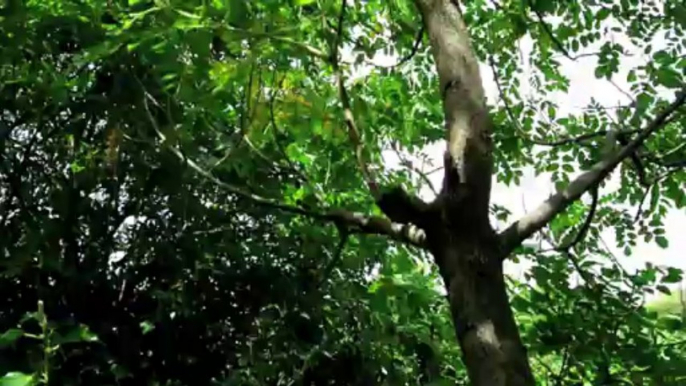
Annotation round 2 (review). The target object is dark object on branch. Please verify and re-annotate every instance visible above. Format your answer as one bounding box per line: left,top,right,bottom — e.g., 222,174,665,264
376,186,431,226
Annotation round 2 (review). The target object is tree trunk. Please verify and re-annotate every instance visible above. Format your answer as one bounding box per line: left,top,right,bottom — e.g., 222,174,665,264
427,226,535,386
412,0,537,384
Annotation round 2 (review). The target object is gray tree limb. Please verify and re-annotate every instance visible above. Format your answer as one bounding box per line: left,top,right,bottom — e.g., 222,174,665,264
499,89,686,256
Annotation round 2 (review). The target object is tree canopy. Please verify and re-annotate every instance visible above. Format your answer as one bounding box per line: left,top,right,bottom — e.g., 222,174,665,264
0,0,685,385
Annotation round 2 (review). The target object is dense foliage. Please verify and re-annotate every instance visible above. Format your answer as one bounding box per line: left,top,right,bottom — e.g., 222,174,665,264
0,0,685,385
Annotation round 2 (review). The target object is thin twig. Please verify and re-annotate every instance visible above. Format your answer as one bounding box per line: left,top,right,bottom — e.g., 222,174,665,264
370,25,425,68
609,79,636,105
555,348,571,386
634,167,683,222
527,0,571,60
267,72,322,201
317,226,350,288
391,143,438,196
531,128,643,147
542,230,596,286
489,56,523,134
489,56,641,148
222,25,329,60
332,0,380,198
557,187,599,253
401,159,438,196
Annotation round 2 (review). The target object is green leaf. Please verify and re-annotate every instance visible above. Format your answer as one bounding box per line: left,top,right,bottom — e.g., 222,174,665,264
597,8,611,20
0,372,34,386
0,329,23,348
663,267,683,284
140,320,155,335
295,0,316,5
53,324,99,345
656,68,682,88
571,39,579,51
655,236,669,249
594,66,606,79
656,285,671,295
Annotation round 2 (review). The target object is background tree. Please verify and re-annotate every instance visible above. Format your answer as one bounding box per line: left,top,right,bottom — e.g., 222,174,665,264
0,0,685,385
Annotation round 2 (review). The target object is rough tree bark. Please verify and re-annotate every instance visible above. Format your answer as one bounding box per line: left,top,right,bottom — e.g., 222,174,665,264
410,0,536,384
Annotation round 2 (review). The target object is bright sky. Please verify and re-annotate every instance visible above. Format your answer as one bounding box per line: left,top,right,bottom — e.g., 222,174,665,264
373,21,685,289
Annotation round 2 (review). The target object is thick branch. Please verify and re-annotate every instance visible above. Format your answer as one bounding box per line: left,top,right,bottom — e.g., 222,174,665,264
499,89,686,256
330,0,431,228
337,74,380,196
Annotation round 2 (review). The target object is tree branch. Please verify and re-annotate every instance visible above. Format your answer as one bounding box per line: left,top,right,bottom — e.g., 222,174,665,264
521,0,664,188
488,56,642,149
317,224,350,288
391,143,438,196
526,0,572,60
499,88,686,256
535,187,599,287
369,24,425,68
556,187,598,253
332,0,380,198
643,140,686,169
522,0,673,190
530,128,642,147
139,89,427,248
330,0,432,228
650,141,685,165
615,131,649,187
401,159,438,196
222,25,330,60
634,167,683,222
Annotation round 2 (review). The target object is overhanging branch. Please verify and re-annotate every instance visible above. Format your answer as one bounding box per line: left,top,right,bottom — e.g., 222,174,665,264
330,0,431,228
498,88,686,256
332,0,381,198
139,89,427,248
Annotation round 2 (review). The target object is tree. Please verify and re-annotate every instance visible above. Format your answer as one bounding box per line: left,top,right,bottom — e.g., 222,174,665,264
1,0,685,385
